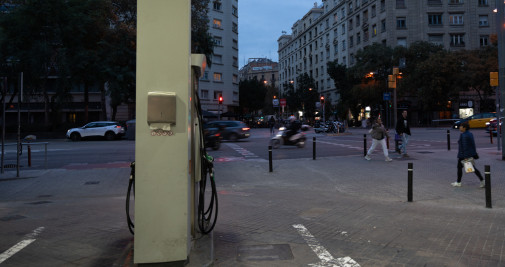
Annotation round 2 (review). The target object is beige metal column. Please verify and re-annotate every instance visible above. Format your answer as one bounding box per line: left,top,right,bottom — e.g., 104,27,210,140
135,0,192,264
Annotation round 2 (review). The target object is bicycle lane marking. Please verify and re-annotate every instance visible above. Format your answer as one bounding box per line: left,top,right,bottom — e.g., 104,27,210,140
0,227,45,264
292,224,360,267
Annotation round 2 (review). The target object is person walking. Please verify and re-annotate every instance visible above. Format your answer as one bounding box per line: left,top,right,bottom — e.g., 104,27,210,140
268,116,276,135
395,110,411,157
365,117,392,162
451,122,485,187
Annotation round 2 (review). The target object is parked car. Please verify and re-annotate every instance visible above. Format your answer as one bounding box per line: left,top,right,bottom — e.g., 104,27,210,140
485,117,503,136
453,112,496,129
66,121,125,141
204,120,250,141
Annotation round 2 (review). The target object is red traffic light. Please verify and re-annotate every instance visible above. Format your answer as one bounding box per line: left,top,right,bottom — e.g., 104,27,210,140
218,95,223,104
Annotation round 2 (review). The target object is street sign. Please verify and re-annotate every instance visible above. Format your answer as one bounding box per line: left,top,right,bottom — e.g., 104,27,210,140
383,92,391,101
273,99,279,107
280,98,286,107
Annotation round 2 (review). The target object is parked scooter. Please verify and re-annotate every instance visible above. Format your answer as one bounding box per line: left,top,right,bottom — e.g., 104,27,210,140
270,125,309,148
314,121,345,134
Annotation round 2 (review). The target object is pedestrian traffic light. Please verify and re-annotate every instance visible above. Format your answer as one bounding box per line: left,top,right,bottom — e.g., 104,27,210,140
218,95,223,104
320,96,325,104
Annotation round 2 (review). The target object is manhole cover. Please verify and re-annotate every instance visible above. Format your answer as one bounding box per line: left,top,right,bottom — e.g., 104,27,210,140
85,181,100,185
0,215,26,221
237,244,293,262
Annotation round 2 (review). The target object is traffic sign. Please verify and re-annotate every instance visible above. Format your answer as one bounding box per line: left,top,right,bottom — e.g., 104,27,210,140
273,99,279,107
383,92,391,101
280,98,286,107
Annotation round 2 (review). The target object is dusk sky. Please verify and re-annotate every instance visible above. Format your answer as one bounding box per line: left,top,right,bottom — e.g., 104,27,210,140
238,0,320,68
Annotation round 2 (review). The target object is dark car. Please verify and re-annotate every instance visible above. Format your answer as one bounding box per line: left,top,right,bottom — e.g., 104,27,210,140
204,121,250,141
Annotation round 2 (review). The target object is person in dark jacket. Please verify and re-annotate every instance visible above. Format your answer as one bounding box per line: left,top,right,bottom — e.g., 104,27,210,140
268,116,276,135
451,122,484,187
395,110,411,157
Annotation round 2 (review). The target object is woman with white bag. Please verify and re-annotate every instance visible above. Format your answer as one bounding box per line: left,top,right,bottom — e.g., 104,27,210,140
451,122,485,188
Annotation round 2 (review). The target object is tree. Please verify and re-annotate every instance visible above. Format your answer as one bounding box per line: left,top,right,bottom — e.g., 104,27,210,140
284,73,317,120
239,78,266,115
191,0,214,67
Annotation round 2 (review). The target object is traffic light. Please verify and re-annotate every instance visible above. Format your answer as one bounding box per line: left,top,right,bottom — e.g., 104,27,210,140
218,95,223,104
320,96,325,105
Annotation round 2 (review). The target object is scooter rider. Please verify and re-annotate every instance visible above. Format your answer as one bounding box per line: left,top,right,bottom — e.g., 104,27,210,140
286,116,301,141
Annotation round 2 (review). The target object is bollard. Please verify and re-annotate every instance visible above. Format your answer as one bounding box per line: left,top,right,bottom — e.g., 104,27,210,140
363,134,367,156
447,130,450,151
490,130,493,144
28,144,31,167
485,165,492,208
268,145,273,172
313,137,316,160
408,162,413,202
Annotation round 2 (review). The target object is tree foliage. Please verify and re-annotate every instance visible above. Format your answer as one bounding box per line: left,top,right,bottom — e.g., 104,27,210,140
239,78,267,114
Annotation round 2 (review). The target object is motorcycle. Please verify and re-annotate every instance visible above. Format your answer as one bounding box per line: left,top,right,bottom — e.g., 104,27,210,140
270,125,309,148
314,121,345,134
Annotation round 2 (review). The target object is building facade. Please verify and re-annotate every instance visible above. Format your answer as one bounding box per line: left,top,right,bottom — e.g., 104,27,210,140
239,58,279,88
199,0,239,116
278,0,497,120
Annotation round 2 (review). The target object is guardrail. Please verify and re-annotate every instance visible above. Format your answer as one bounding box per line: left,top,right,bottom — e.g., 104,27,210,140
1,142,49,172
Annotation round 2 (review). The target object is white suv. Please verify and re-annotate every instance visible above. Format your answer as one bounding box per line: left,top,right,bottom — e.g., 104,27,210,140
66,121,125,141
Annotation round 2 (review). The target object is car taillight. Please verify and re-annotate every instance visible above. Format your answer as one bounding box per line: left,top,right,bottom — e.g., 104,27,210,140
115,125,122,128
242,127,250,131
215,133,221,137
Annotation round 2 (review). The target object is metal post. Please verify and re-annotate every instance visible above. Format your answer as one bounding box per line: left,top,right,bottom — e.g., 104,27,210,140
363,134,367,156
447,130,451,151
313,137,316,160
496,85,501,150
485,165,492,208
268,145,272,172
17,72,22,177
27,144,31,167
1,78,6,174
490,130,493,144
497,0,505,159
408,162,413,202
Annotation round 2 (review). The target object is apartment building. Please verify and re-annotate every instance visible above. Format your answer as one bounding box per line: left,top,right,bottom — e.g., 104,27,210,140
199,0,239,116
278,0,497,108
239,58,279,89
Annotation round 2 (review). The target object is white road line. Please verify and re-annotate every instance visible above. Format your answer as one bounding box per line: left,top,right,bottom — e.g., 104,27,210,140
0,227,45,264
293,224,360,267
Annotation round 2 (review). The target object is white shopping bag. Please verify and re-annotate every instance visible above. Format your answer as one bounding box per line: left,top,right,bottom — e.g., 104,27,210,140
463,160,475,173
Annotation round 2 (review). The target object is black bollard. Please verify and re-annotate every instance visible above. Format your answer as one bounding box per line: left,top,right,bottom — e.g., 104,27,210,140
447,130,450,151
485,165,492,208
408,162,413,202
313,137,316,160
268,145,273,172
364,134,367,156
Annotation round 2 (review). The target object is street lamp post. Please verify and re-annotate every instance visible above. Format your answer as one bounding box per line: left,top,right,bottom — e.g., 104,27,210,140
388,67,399,129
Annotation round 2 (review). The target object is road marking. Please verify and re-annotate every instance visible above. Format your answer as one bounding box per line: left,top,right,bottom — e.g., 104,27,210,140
225,143,259,158
292,224,360,267
0,227,45,264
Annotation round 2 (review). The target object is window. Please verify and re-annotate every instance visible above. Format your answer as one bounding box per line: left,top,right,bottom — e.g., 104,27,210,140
397,37,407,47
349,19,353,30
381,19,386,32
449,14,464,25
232,5,238,16
341,7,346,18
449,0,463,3
213,19,222,29
364,27,369,42
213,73,222,82
233,92,238,101
357,32,361,44
396,0,406,8
372,24,377,37
233,74,238,83
342,24,346,34
397,17,406,29
356,15,360,26
350,36,354,47
428,34,443,45
450,33,465,46
213,54,222,64
334,13,338,23
480,35,489,47
428,14,443,25
372,5,376,17
479,15,489,27
334,43,338,55
349,2,353,13
202,71,209,80
380,0,385,11
363,10,368,24
232,39,238,49
342,40,346,51
213,1,222,11
428,0,442,4
214,36,222,46
478,0,488,6
213,91,222,100
232,22,238,33
201,90,209,99
233,57,238,67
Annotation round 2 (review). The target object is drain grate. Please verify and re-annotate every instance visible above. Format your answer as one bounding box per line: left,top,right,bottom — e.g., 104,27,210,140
26,201,52,205
0,215,26,221
85,181,100,185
